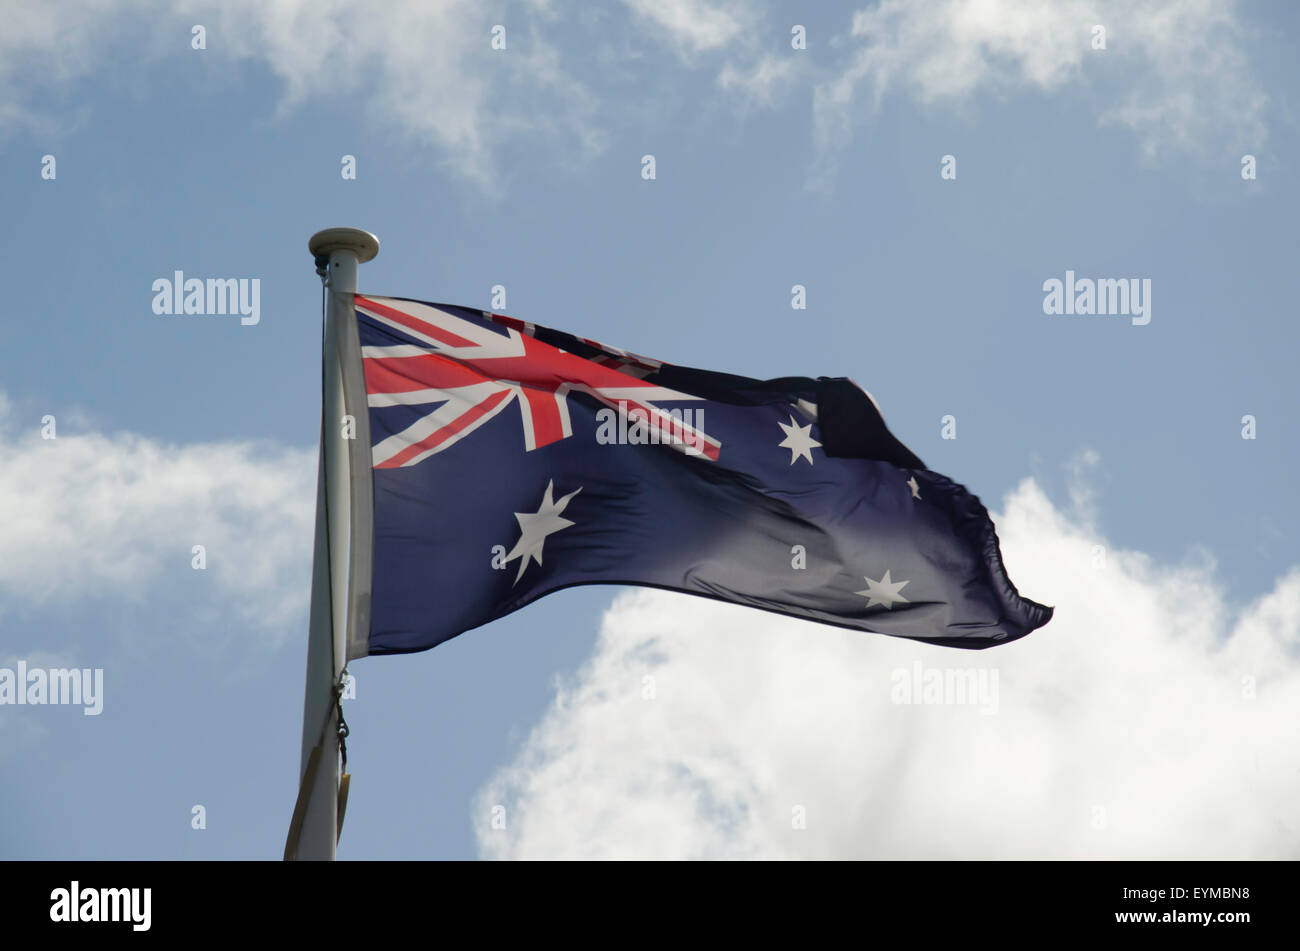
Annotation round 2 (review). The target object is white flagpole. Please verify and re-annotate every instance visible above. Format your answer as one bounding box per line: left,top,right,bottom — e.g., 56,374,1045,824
285,228,379,861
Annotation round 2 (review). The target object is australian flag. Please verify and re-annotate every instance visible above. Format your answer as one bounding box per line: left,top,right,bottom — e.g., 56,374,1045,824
356,295,1052,654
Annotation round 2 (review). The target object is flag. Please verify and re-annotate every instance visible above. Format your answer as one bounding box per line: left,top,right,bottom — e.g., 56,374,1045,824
355,295,1052,653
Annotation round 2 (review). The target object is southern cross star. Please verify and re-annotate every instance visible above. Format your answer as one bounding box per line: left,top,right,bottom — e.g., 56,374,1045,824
505,479,582,584
777,414,821,465
856,570,910,609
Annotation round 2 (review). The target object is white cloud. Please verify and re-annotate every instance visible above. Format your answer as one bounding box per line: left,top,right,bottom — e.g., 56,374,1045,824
620,0,746,54
0,0,603,189
0,399,315,639
476,473,1300,859
815,0,1268,167
0,0,799,184
176,0,606,189
619,0,803,115
718,56,799,108
1096,1,1268,162
0,0,804,187
0,0,1270,189
0,0,134,136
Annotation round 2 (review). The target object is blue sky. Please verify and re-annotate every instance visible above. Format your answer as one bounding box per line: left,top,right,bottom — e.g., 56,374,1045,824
2,0,1298,859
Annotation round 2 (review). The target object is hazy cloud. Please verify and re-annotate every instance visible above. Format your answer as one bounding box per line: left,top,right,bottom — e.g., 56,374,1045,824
0,0,602,188
620,0,745,53
814,0,1268,172
0,397,315,638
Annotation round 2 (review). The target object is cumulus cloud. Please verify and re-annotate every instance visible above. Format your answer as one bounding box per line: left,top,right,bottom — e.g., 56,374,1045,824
0,398,316,639
476,471,1300,859
814,0,1268,169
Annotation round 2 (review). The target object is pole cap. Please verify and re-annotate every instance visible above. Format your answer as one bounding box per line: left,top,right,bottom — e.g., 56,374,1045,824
309,228,380,263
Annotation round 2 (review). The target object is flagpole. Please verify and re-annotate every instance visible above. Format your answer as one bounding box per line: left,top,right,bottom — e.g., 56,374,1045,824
285,227,379,861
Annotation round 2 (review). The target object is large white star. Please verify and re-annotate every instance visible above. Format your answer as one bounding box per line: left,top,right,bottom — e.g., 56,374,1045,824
505,479,582,584
777,414,821,465
856,570,910,609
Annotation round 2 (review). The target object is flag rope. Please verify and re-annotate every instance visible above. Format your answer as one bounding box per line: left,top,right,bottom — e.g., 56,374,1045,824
283,670,350,860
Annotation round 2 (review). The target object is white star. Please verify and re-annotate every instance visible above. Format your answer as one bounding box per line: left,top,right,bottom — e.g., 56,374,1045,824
856,570,911,609
907,476,921,500
505,479,582,584
777,414,821,465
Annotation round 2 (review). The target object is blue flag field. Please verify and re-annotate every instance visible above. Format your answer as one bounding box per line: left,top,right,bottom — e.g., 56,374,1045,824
356,295,1053,653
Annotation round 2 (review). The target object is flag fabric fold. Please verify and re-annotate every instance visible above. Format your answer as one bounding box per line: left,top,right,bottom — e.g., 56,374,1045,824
356,295,1052,654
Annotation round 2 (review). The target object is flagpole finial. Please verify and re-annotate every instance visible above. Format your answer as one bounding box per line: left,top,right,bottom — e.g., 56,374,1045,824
309,228,380,267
